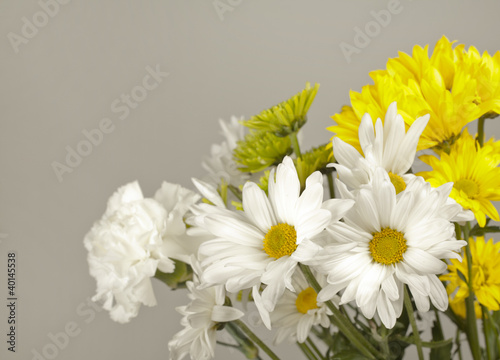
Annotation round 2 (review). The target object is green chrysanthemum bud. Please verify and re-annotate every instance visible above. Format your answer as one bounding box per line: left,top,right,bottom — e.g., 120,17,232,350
233,131,292,173
244,82,320,137
295,144,334,189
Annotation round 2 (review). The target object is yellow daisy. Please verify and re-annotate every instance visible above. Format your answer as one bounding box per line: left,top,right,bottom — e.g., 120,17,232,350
417,129,500,227
440,236,500,318
329,36,481,153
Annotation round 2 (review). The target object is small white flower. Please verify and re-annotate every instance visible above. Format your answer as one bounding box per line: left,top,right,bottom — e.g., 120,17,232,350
196,156,354,327
202,116,250,187
317,168,472,329
271,270,333,344
154,181,202,265
332,102,429,193
85,181,200,323
185,178,228,244
169,261,244,360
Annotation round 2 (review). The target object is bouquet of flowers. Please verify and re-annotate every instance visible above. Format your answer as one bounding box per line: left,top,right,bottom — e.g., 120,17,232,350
84,36,500,360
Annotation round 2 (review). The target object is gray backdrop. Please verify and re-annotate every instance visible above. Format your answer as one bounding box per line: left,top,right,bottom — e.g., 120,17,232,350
1,1,500,359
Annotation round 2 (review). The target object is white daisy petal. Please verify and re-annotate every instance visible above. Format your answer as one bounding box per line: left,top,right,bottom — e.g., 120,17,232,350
333,137,363,166
211,305,244,322
305,171,323,187
404,248,447,274
253,286,272,330
377,290,397,329
296,209,331,242
428,275,448,311
392,114,429,174
243,182,276,233
411,286,430,312
322,198,355,222
358,113,375,155
204,215,262,246
381,274,399,302
295,182,325,220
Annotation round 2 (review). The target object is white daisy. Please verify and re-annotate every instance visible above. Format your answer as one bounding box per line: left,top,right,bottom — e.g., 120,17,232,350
202,116,250,187
169,261,244,360
317,168,472,329
271,270,333,344
332,102,429,193
196,156,354,327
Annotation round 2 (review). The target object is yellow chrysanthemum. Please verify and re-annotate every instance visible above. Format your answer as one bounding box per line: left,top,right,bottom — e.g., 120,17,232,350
329,36,485,153
455,44,500,117
440,237,500,318
417,129,500,227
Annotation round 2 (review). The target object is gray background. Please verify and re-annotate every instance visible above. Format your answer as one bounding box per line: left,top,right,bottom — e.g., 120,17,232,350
1,1,500,359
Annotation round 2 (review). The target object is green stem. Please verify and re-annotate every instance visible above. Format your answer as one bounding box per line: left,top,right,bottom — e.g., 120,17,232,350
297,342,316,360
299,264,383,360
225,322,260,359
455,222,462,240
463,223,482,360
378,325,391,358
455,328,463,360
433,308,444,340
478,115,486,147
233,319,281,360
481,304,493,360
289,131,302,159
404,286,424,360
326,171,335,199
395,335,452,349
306,337,325,360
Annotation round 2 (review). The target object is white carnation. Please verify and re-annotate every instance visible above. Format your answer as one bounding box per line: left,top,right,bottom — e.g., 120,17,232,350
84,181,200,323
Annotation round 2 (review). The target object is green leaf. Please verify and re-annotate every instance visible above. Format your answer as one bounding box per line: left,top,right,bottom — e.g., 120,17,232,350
330,331,351,354
491,310,500,331
330,349,366,360
484,309,500,360
396,336,453,349
469,224,500,236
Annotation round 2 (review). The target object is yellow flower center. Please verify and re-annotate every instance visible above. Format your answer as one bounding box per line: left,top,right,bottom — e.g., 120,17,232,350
263,223,297,259
295,287,318,314
369,228,407,265
389,172,406,195
454,179,479,198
